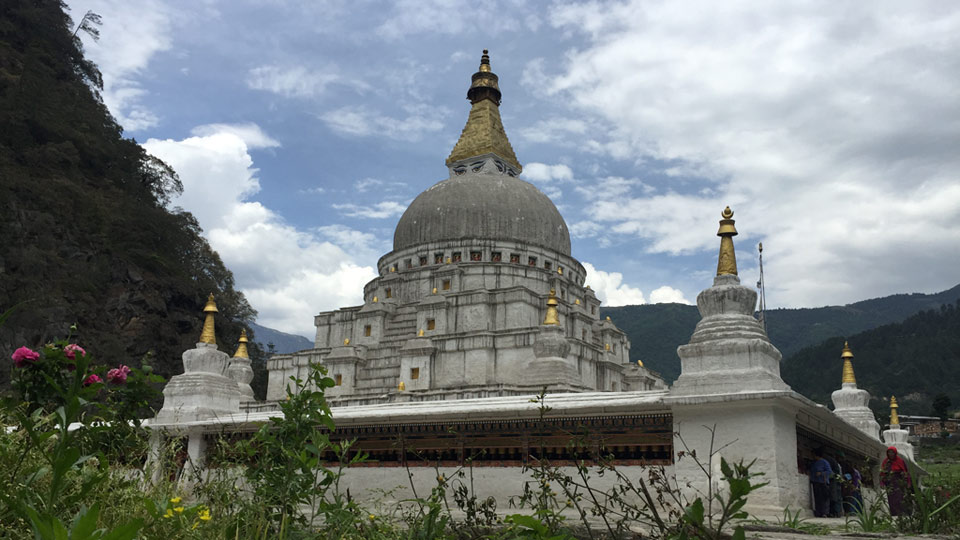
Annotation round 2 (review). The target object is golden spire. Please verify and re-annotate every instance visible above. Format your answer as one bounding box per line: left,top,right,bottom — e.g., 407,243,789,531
637,358,645,368
841,341,856,384
890,396,900,426
233,329,250,359
543,288,560,325
446,50,522,171
716,206,739,276
199,293,218,345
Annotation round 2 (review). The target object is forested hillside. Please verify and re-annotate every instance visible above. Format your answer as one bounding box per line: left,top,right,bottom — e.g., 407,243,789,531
0,1,263,394
781,301,960,416
602,283,960,382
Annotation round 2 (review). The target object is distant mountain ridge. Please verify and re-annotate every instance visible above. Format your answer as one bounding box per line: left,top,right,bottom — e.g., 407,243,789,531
249,322,313,354
781,299,960,416
602,283,960,383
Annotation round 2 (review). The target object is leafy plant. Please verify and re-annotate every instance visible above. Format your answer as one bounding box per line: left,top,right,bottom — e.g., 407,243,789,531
894,475,960,534
845,490,891,533
239,360,363,534
1,341,146,539
667,457,764,540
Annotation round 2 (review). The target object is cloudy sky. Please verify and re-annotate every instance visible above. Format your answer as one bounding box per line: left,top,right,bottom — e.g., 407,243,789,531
66,1,960,338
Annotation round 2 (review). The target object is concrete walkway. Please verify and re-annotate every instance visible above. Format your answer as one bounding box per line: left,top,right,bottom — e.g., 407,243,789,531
741,517,953,539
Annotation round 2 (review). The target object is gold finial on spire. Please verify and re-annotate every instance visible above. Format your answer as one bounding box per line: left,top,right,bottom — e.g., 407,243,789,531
890,396,900,425
446,49,522,171
418,328,425,337
200,293,218,345
398,381,406,391
637,358,645,368
543,288,560,325
479,49,491,72
233,329,250,359
841,341,856,384
716,206,739,276
372,296,378,303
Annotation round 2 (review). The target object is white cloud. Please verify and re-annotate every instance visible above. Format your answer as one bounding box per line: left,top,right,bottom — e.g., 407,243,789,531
575,176,653,201
570,220,602,239
583,262,690,306
583,262,646,307
321,104,448,141
191,123,280,149
246,65,343,98
524,163,574,182
353,178,407,193
519,118,589,144
143,126,377,336
649,286,690,305
376,0,523,40
546,2,960,306
354,178,383,192
333,201,407,219
69,0,172,131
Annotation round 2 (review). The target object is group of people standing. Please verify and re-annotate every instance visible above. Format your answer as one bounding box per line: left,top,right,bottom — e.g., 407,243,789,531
809,446,913,518
809,447,863,517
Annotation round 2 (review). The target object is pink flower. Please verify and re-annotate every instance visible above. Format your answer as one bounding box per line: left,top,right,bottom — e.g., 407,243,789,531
83,374,102,386
106,365,131,385
11,346,40,368
64,344,86,360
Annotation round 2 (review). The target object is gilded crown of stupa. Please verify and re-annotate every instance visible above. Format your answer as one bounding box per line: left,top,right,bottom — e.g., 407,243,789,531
200,293,218,345
446,50,521,173
841,341,856,384
716,206,738,276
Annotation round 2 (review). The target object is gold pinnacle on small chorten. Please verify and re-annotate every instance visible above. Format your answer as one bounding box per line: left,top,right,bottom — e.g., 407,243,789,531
890,396,900,426
637,359,644,367
233,329,250,359
841,341,856,384
418,328,425,337
398,381,406,391
716,206,739,276
199,293,218,345
543,288,560,325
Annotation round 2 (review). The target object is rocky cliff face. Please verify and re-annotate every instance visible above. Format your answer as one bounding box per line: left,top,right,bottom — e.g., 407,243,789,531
0,1,261,393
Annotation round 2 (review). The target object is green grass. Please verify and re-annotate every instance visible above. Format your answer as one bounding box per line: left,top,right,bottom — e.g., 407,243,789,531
918,441,960,488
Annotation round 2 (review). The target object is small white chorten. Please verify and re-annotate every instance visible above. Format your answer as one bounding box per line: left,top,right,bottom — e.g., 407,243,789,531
830,342,881,440
155,294,242,423
882,396,915,461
